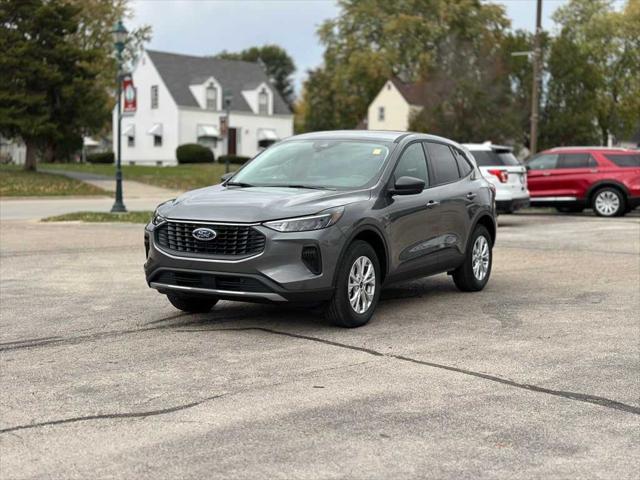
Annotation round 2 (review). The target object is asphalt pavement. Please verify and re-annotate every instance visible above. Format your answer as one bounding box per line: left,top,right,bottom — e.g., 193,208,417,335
0,211,638,479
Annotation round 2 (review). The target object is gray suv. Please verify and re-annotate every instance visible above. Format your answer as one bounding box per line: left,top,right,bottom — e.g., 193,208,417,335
145,131,497,327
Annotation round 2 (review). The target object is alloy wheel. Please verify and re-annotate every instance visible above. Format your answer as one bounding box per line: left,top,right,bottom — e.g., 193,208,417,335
472,236,490,281
348,256,376,314
594,191,620,216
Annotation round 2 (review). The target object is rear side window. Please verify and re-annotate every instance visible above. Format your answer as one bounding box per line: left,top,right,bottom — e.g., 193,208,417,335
426,142,460,185
469,150,520,166
527,154,558,170
605,154,640,167
453,148,473,177
557,153,596,168
394,143,429,184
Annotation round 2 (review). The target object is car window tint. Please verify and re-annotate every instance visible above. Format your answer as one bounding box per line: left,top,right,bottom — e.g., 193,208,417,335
453,148,473,177
394,143,428,184
426,142,460,185
605,153,640,167
527,154,558,170
469,150,519,166
558,153,595,168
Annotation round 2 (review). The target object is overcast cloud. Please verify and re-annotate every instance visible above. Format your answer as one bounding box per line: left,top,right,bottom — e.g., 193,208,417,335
129,0,624,92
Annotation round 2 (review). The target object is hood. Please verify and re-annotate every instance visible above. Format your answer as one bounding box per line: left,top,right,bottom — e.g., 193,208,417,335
159,184,371,223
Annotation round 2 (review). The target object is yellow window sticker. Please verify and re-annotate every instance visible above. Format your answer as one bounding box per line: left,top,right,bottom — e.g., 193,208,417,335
372,148,382,155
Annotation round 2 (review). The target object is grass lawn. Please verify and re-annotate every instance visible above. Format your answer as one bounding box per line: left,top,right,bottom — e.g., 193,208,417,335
41,162,239,191
42,210,153,223
0,165,106,197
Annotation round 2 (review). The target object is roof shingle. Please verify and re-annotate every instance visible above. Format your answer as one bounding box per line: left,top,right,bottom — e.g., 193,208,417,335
146,50,291,115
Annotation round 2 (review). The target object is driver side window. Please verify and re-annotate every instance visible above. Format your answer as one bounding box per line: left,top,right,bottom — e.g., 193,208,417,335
528,154,558,170
394,143,429,185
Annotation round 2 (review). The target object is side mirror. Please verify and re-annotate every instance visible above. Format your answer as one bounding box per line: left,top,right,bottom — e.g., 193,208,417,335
221,172,234,183
389,176,425,196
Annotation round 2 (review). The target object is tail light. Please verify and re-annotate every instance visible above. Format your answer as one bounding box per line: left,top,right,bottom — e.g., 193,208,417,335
488,169,509,183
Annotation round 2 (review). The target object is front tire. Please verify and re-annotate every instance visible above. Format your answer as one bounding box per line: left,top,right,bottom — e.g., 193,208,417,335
167,293,218,313
452,225,492,292
325,241,381,328
592,187,625,217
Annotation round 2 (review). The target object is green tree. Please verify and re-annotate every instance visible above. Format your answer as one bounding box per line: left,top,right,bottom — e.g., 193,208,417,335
299,0,513,133
541,0,640,148
216,45,296,107
0,0,150,170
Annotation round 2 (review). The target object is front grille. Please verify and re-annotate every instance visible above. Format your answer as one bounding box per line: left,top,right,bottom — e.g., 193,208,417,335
155,221,266,257
153,271,270,293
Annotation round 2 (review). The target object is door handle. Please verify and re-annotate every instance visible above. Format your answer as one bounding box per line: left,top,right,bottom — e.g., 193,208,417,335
466,192,477,200
542,172,551,176
589,169,598,173
426,200,440,208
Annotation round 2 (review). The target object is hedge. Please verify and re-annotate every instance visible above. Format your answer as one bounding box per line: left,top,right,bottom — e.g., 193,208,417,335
218,154,250,165
86,152,114,164
176,143,215,164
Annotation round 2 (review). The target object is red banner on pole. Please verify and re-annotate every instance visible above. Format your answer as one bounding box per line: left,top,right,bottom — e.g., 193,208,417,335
122,75,136,114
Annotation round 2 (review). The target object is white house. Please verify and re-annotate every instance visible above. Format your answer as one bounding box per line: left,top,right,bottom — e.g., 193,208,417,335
365,77,426,131
113,50,294,165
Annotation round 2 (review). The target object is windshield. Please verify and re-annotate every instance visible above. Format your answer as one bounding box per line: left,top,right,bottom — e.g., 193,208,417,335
229,139,393,189
470,150,521,166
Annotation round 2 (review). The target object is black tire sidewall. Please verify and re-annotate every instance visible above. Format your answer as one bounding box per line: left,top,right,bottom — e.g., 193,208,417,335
453,225,493,292
593,188,624,217
329,241,381,327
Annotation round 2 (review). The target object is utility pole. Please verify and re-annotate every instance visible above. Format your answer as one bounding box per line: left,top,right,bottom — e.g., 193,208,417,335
530,0,543,155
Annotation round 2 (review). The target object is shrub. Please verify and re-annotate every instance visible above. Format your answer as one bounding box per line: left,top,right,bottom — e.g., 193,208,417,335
86,152,114,164
218,154,250,165
176,143,215,164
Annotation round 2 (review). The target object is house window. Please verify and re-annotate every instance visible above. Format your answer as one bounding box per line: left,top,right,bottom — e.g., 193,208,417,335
258,88,269,115
153,135,162,147
206,84,217,110
378,106,385,121
127,135,135,147
151,85,158,109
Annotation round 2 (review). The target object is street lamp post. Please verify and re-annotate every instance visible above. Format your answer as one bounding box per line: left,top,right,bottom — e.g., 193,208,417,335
111,20,128,213
224,92,233,174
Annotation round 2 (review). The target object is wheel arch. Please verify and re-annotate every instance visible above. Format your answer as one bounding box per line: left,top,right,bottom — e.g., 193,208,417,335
586,181,629,206
334,224,389,285
472,213,497,247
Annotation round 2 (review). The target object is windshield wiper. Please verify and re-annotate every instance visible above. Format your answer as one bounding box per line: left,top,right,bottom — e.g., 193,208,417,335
226,181,255,188
270,184,335,190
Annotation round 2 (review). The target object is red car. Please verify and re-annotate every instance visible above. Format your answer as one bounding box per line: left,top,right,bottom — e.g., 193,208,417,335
526,147,640,217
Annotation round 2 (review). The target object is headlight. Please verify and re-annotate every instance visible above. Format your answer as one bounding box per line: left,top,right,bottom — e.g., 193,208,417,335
152,213,166,226
264,207,344,232
152,199,174,226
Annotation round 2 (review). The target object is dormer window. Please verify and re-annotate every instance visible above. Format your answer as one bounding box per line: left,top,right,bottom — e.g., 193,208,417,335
258,88,269,115
206,84,217,110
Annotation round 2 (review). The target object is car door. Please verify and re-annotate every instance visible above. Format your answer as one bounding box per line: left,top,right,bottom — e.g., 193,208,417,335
422,141,470,268
526,153,559,198
384,142,444,279
552,153,598,199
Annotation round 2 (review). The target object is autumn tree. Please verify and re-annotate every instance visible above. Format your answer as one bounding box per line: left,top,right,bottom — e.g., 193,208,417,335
216,45,296,107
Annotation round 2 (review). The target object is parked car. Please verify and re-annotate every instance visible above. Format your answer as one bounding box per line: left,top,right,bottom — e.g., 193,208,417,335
144,131,497,328
463,142,530,213
526,147,640,217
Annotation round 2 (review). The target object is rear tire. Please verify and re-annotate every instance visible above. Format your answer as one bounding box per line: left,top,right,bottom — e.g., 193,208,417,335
452,225,492,292
592,187,625,217
325,241,381,328
167,293,218,313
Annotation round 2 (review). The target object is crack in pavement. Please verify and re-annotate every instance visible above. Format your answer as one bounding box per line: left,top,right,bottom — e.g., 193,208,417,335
180,327,640,416
0,394,225,435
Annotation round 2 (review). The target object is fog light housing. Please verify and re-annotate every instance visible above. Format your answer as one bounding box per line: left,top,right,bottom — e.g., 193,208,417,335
301,245,322,275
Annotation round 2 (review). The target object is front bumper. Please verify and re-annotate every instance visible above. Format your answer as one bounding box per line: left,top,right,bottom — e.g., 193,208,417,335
144,221,342,303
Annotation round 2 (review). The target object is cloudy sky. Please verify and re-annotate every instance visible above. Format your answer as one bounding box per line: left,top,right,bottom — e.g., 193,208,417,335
128,0,617,91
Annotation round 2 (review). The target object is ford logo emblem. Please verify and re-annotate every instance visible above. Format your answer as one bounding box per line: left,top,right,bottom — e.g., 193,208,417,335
192,227,217,241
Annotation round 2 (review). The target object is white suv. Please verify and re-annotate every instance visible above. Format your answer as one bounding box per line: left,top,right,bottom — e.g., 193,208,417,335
463,142,530,214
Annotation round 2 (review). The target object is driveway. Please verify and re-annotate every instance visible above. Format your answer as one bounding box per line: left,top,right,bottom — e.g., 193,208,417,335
0,213,638,479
